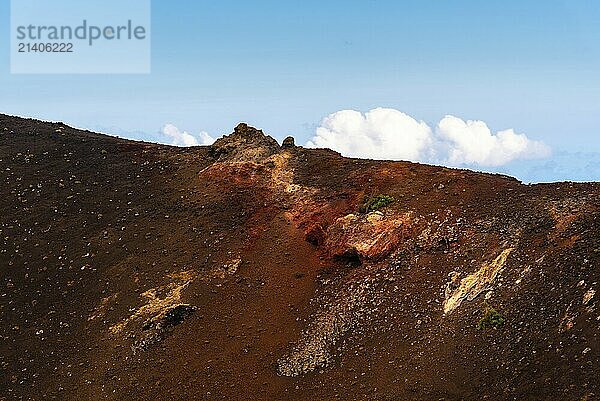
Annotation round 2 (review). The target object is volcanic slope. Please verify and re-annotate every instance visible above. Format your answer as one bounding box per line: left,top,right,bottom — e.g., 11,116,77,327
0,114,599,400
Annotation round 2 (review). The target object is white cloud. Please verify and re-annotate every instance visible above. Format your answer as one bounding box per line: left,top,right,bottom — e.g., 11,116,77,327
161,124,215,147
307,108,434,161
307,108,551,167
436,115,551,166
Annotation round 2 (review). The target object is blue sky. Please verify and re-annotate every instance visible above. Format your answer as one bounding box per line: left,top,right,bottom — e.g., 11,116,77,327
1,0,598,182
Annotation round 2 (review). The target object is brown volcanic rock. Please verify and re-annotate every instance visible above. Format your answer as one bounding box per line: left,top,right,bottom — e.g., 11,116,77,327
209,122,280,162
0,114,599,401
282,136,296,149
324,211,414,261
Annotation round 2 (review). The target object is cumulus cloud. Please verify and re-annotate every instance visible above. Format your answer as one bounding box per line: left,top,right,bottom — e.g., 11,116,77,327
161,124,215,147
436,115,551,166
308,108,434,161
307,108,551,167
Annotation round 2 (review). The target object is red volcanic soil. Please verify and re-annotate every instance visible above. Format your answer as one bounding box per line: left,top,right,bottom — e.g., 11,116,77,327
0,114,598,400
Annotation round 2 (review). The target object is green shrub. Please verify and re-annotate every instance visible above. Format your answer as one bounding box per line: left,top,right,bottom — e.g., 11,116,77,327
359,195,395,213
477,305,505,330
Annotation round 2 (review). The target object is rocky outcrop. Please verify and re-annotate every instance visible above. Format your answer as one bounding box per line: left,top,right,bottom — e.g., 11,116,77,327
443,248,513,314
133,304,196,353
324,211,414,262
282,136,296,149
109,270,197,334
209,123,280,162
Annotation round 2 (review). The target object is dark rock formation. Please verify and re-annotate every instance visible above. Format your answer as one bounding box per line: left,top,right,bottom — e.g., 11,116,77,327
133,304,196,352
209,123,280,162
282,136,296,149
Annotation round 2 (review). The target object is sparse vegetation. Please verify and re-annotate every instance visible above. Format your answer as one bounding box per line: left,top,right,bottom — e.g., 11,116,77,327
477,304,505,330
359,194,395,213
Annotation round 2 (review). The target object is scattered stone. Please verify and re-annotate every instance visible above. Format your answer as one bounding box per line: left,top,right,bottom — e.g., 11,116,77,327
583,289,595,305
